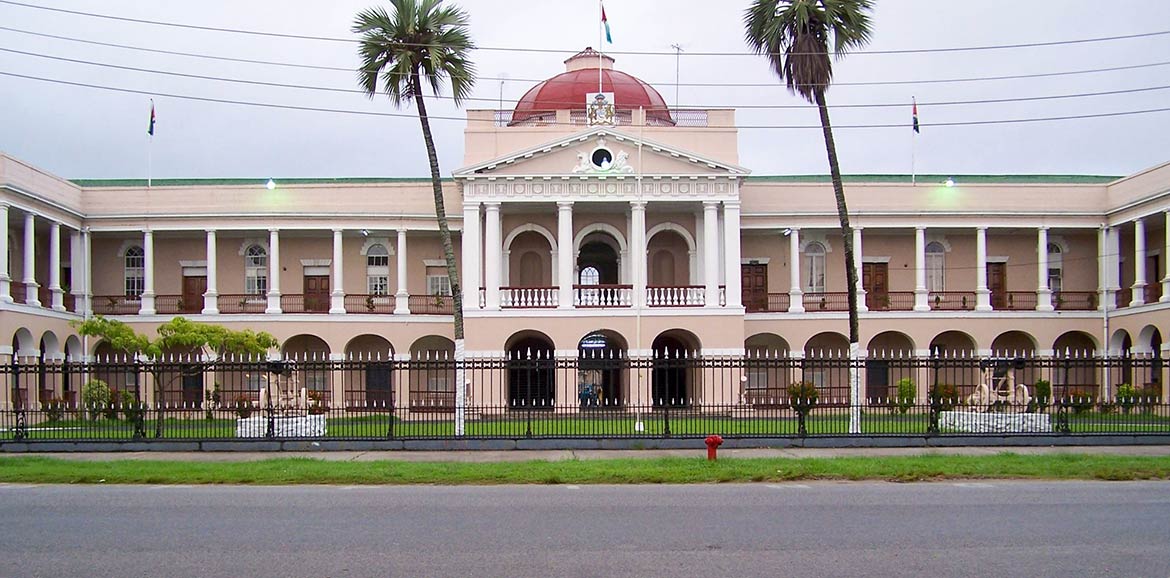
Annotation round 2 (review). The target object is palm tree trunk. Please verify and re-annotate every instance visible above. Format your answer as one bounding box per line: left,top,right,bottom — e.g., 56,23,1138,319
815,87,861,434
411,73,464,342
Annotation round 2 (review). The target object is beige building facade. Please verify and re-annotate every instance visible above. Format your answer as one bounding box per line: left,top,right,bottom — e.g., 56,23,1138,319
3,49,1170,408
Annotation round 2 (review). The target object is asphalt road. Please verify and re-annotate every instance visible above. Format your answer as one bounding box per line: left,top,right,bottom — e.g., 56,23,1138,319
0,481,1167,577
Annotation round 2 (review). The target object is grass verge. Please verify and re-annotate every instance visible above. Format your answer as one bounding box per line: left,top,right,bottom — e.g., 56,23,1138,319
1,454,1168,485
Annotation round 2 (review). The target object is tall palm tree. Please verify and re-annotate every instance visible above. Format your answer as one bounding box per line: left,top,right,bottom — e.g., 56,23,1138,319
744,0,874,429
353,0,476,373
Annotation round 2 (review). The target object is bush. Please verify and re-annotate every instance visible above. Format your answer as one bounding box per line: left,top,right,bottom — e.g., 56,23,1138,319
42,397,68,422
787,382,818,414
1115,383,1138,414
119,390,145,424
234,395,254,419
1067,393,1096,414
895,378,916,414
1028,379,1052,413
205,384,222,420
929,383,960,411
81,379,112,420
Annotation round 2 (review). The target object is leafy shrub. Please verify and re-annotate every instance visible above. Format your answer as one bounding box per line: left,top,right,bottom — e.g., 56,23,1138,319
1067,393,1096,414
42,397,68,422
1097,401,1117,415
929,383,960,411
205,384,222,420
119,390,145,424
895,378,916,414
1028,379,1052,413
787,382,818,414
234,395,254,419
81,379,112,420
1115,383,1138,414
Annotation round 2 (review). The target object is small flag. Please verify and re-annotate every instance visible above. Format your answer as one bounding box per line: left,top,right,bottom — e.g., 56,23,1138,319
601,2,612,43
148,101,156,136
912,98,919,133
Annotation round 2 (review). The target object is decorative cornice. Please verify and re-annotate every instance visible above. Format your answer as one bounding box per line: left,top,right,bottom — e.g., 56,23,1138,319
462,177,737,203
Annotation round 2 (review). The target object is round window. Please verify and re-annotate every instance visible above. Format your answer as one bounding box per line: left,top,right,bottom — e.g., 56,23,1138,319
591,148,613,168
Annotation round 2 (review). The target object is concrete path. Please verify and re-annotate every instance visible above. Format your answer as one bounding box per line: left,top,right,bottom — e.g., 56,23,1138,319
5,444,1170,462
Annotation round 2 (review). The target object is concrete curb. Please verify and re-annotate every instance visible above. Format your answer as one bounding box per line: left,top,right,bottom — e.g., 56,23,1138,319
4,434,1170,453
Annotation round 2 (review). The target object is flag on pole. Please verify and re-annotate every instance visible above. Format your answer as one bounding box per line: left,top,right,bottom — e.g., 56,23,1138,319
911,98,919,133
601,2,612,43
148,101,156,136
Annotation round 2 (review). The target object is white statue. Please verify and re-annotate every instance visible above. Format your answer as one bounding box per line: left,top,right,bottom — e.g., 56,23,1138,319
610,150,634,173
966,362,1031,411
572,152,591,173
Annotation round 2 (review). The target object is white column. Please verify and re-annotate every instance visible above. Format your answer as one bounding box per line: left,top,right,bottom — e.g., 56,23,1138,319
69,230,82,313
853,227,867,313
265,228,282,314
484,202,502,310
1162,211,1170,302
330,228,346,314
703,201,719,308
788,228,804,313
81,228,92,315
23,212,39,306
395,228,410,314
1131,218,1147,307
139,229,156,315
0,204,9,303
557,201,574,309
975,227,991,311
630,201,646,308
1036,227,1054,311
693,211,704,285
723,202,742,308
461,203,481,310
1109,226,1122,306
913,227,929,311
48,222,64,311
202,230,219,314
1097,226,1108,311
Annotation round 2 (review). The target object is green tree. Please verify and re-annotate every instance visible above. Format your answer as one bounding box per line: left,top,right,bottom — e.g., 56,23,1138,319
352,0,475,350
75,316,278,436
744,0,874,429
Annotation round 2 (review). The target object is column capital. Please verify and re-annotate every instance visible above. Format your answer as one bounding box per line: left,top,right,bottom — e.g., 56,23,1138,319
483,201,502,210
205,228,217,234
268,227,280,234
142,228,154,236
915,225,926,232
723,201,741,210
397,227,408,235
977,226,988,232
557,200,574,210
1037,225,1050,232
702,200,720,209
332,227,344,234
629,200,646,210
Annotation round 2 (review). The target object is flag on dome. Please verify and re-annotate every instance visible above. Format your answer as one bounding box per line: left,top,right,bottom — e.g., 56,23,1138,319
912,98,919,133
601,2,612,43
148,101,156,136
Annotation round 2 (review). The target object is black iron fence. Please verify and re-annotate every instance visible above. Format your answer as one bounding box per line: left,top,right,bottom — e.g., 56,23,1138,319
1,355,1166,442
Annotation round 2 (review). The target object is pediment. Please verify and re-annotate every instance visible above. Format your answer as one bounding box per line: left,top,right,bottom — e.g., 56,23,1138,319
454,128,749,179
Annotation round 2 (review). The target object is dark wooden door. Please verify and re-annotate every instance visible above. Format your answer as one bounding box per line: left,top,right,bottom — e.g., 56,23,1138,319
182,276,206,313
1147,255,1162,302
304,275,330,312
741,264,768,312
988,263,1007,309
863,263,889,310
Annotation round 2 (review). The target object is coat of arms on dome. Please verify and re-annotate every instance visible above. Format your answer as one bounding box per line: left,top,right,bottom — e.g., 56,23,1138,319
586,92,615,126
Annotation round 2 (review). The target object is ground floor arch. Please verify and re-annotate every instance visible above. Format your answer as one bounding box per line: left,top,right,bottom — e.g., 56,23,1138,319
803,332,849,402
506,330,555,408
651,329,701,407
344,334,395,409
409,335,455,410
577,330,627,407
744,333,791,405
280,334,331,402
865,331,916,402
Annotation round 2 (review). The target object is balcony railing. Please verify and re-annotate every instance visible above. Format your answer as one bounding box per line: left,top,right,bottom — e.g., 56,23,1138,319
1147,283,1163,304
92,295,141,315
998,291,1037,311
281,294,330,314
344,294,395,314
866,291,915,311
154,294,200,314
217,294,267,314
500,286,558,309
745,292,790,313
409,294,453,315
646,285,704,307
928,291,975,311
574,284,633,308
802,292,849,311
1055,291,1097,311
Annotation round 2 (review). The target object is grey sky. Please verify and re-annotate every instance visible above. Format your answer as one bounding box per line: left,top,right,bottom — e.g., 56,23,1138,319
1,0,1168,181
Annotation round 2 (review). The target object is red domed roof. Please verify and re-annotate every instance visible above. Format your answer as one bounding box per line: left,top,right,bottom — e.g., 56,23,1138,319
510,52,674,126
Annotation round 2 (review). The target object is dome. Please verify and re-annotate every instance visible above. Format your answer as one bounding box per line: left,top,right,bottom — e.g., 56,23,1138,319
510,48,675,126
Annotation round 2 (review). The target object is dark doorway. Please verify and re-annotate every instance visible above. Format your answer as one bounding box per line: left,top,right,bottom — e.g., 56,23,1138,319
182,276,206,313
652,333,694,407
366,361,393,407
181,366,203,405
304,275,330,312
578,240,620,284
741,264,768,312
865,360,890,401
507,335,555,409
1147,255,1162,302
988,262,1007,309
578,332,626,408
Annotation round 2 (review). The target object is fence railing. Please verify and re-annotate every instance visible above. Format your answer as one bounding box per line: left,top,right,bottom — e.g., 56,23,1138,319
1,355,1165,442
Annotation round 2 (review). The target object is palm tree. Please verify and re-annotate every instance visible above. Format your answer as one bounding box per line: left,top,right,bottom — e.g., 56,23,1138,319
744,0,874,429
353,0,476,393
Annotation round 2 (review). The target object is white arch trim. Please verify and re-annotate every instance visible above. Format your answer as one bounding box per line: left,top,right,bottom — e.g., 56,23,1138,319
646,222,696,252
237,238,270,256
359,237,395,256
1135,324,1161,354
574,223,628,254
116,239,143,258
503,223,558,253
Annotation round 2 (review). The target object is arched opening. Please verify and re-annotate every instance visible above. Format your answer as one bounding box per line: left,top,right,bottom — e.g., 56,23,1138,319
36,332,62,406
281,334,332,405
1053,331,1099,397
647,229,691,286
507,331,555,408
744,333,791,405
409,335,455,410
62,335,84,405
506,230,554,287
803,332,849,403
577,330,627,408
651,329,701,407
578,233,621,285
990,331,1039,390
865,331,915,402
344,335,394,409
1135,325,1162,395
928,330,979,399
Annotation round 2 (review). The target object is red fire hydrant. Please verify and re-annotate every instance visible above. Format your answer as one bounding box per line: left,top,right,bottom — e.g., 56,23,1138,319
705,435,724,461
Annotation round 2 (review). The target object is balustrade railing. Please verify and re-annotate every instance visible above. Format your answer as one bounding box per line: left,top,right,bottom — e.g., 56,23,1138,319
500,286,558,309
646,285,705,307
802,292,849,311
574,284,632,308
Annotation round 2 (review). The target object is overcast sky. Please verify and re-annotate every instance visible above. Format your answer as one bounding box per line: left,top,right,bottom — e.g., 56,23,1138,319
1,0,1168,181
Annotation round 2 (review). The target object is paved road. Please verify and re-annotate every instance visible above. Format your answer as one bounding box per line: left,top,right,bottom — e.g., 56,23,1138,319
0,482,1167,577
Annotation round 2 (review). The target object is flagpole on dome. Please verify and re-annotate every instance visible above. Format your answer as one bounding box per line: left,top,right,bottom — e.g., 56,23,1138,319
147,99,155,189
911,96,919,185
598,0,603,94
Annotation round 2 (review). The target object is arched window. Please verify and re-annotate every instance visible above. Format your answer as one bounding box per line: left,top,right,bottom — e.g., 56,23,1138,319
124,246,145,299
1047,243,1063,293
579,266,600,286
803,242,826,293
366,244,390,295
926,241,946,292
244,245,268,296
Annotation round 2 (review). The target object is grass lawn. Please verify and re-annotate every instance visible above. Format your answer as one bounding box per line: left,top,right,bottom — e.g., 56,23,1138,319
0,453,1168,485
